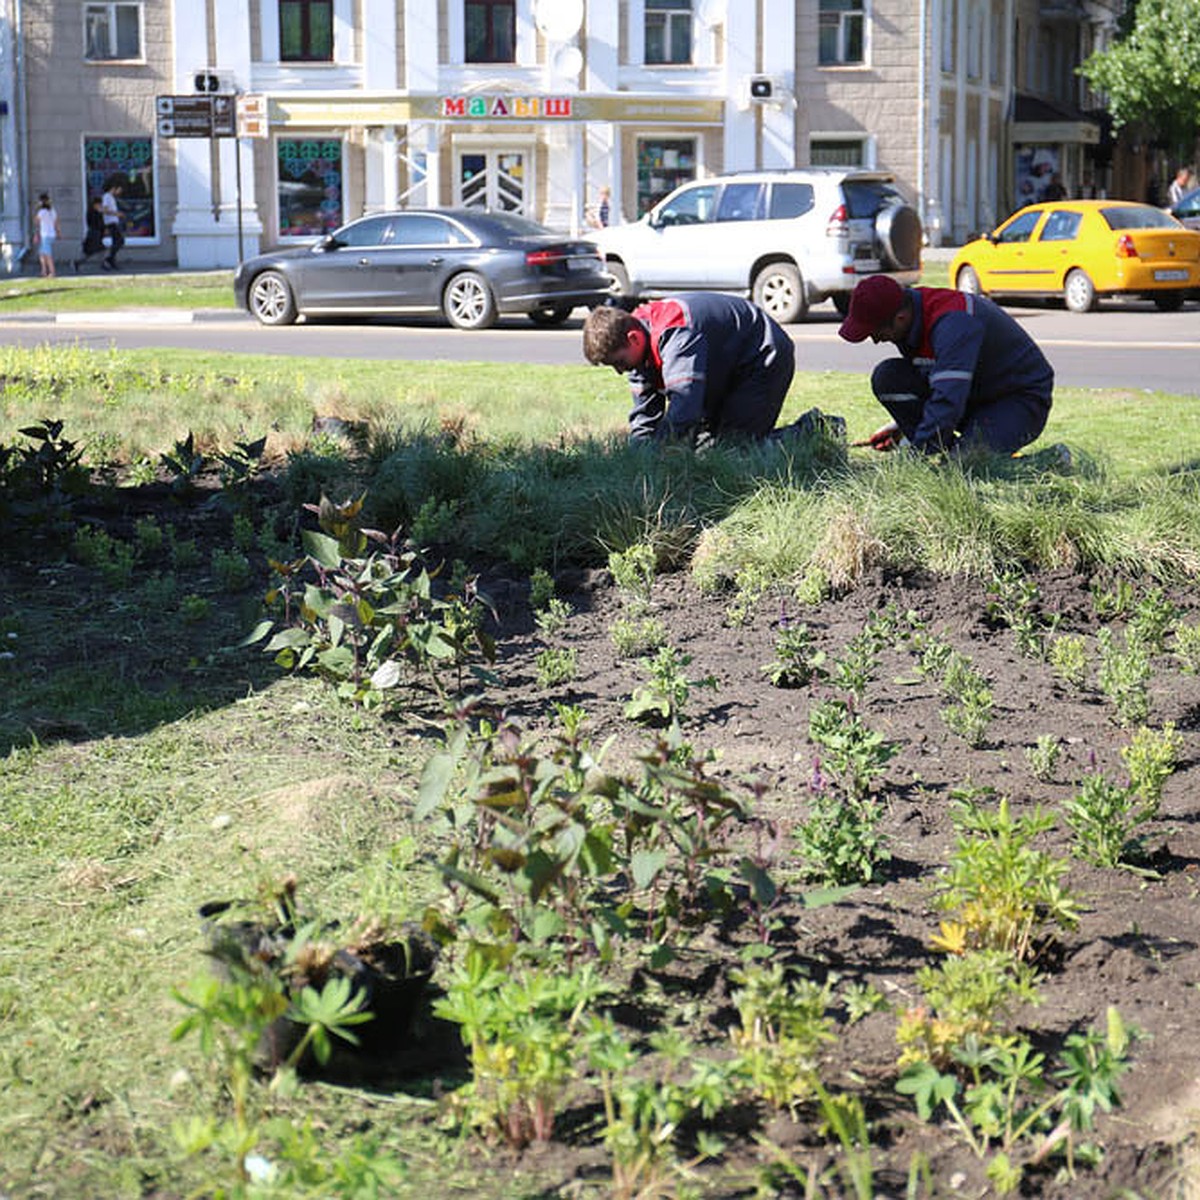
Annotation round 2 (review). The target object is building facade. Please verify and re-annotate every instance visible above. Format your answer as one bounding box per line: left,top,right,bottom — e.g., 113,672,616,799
0,0,1129,272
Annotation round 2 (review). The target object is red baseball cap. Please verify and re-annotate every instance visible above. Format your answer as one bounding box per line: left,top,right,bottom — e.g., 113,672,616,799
838,275,905,343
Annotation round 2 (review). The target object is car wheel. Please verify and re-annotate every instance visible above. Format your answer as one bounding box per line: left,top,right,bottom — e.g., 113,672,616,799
248,271,298,326
875,203,923,270
606,260,635,299
527,304,573,326
752,262,806,323
1153,291,1186,312
956,265,982,295
443,271,497,330
1064,268,1097,313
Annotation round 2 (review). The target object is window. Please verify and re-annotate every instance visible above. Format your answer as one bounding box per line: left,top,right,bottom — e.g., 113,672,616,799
715,184,764,222
637,138,697,215
84,3,141,61
768,183,815,219
334,217,395,248
1040,211,1081,242
277,138,343,237
996,210,1041,244
280,0,333,63
811,139,865,166
655,183,717,226
393,214,471,245
83,136,155,238
818,0,863,66
465,0,515,63
646,0,692,65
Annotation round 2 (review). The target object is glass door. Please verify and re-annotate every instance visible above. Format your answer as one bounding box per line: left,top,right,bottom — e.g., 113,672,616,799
456,149,527,213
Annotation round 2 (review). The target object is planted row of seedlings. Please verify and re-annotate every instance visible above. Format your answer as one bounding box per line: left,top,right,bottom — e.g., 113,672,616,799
167,494,1193,1197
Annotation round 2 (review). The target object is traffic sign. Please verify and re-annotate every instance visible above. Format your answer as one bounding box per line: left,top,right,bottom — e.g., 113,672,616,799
155,94,240,139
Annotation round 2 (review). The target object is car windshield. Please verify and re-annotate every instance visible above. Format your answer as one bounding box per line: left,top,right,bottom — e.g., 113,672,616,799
1102,206,1180,231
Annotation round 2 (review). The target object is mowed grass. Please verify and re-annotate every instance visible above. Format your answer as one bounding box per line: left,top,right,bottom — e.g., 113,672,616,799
1,340,1198,1197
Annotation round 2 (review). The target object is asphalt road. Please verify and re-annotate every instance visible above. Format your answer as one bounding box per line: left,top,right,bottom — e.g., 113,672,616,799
2,299,1199,394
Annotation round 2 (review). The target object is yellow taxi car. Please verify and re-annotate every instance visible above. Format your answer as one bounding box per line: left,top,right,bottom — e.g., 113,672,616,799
949,200,1200,312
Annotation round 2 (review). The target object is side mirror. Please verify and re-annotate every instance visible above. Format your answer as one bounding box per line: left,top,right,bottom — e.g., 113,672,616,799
647,210,664,230
319,234,340,251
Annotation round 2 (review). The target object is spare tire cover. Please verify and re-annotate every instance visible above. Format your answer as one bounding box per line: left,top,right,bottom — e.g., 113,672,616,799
875,204,923,270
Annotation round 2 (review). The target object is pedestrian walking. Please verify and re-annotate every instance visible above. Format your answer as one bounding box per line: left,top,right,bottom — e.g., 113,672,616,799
33,193,60,277
100,179,125,270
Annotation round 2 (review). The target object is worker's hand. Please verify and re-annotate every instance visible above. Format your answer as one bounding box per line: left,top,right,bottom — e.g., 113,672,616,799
852,422,902,451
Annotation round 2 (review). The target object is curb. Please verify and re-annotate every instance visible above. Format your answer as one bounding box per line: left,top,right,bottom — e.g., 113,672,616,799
0,308,243,325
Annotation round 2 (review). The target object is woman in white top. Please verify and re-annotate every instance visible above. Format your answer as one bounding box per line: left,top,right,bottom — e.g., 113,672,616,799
34,193,60,277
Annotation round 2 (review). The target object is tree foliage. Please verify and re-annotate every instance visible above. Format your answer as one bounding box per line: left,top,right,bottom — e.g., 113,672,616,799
1079,0,1200,153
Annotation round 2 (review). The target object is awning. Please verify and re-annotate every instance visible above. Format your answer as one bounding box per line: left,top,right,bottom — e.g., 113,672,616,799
1012,92,1100,146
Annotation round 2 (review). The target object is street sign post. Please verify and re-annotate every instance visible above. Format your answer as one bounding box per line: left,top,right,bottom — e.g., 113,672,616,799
156,93,250,263
155,95,239,139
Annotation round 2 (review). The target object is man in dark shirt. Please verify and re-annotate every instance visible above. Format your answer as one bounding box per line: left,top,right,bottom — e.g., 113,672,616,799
838,275,1054,455
583,293,795,443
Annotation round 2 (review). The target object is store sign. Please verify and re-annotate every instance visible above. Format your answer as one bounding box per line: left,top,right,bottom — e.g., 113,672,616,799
441,95,573,118
269,93,724,128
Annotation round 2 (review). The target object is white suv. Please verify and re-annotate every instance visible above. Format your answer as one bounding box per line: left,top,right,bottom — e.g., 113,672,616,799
587,167,922,323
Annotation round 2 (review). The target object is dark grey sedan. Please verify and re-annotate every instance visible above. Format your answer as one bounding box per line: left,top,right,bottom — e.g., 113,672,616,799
233,208,612,329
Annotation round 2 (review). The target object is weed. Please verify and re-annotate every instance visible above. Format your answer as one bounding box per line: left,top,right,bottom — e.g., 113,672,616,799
231,512,256,553
1127,587,1178,654
1091,576,1136,619
729,962,837,1112
587,1019,735,1199
793,763,890,885
761,616,826,688
180,593,213,623
610,614,669,658
1096,627,1151,725
134,515,166,556
608,542,657,609
986,568,1054,658
807,698,896,800
246,495,495,706
534,597,573,637
1173,620,1200,674
1064,773,1158,868
896,950,1042,1067
435,948,611,1148
211,548,253,592
1025,735,1061,782
842,980,889,1023
528,566,556,612
829,630,880,704
536,646,579,688
624,645,717,726
1048,633,1089,689
1120,722,1182,808
931,791,1078,962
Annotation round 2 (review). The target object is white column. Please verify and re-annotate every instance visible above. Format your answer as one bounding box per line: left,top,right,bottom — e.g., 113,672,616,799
584,0,620,223
170,0,221,267
214,0,261,261
761,0,796,168
362,0,399,213
722,0,757,170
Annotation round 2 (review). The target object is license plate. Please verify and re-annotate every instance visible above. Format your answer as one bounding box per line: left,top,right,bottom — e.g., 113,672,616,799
855,260,881,273
1154,269,1189,281
568,256,597,271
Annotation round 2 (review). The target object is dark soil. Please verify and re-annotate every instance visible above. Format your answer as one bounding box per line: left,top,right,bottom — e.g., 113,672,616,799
6,473,1200,1197
473,561,1200,1197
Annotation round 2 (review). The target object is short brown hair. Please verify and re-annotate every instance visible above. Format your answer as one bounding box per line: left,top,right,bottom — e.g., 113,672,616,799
583,304,638,365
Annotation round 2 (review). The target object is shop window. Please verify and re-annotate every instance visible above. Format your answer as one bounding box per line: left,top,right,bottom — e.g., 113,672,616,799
280,0,333,63
84,2,142,61
811,139,865,166
83,136,155,238
466,0,515,63
819,0,864,66
637,138,696,215
646,0,692,65
277,138,343,238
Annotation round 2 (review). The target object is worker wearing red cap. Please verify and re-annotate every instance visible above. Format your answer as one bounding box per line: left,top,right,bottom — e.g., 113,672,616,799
838,275,1054,454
